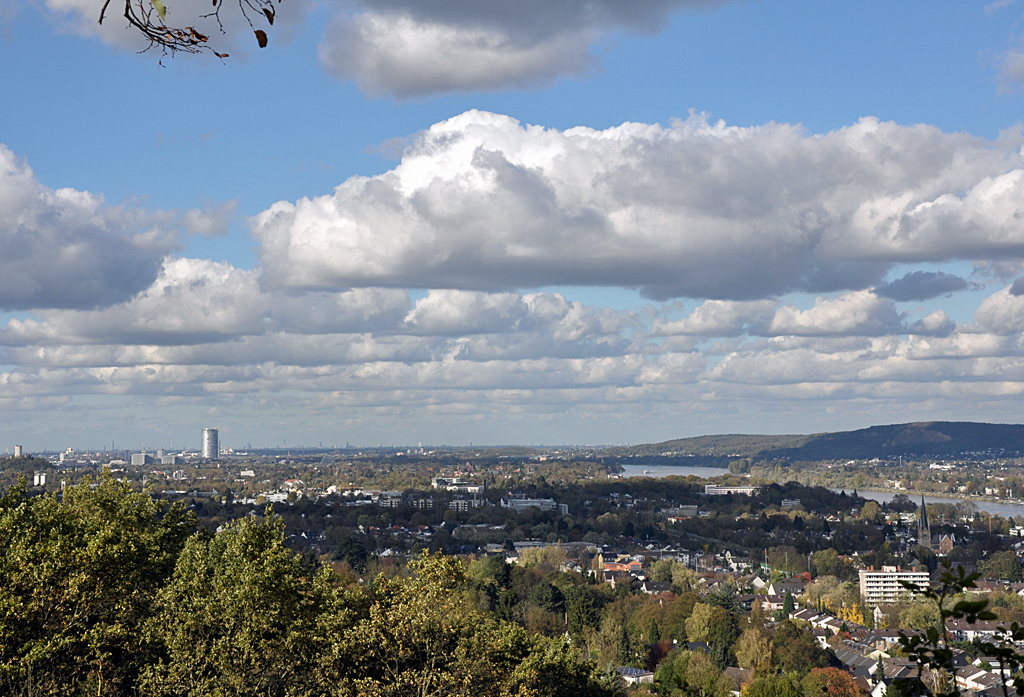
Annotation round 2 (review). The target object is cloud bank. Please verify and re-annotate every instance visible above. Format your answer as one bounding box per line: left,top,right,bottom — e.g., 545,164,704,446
253,111,1024,301
8,113,1024,444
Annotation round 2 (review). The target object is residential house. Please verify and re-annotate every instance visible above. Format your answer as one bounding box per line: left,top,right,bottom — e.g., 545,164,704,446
616,666,654,685
767,580,806,597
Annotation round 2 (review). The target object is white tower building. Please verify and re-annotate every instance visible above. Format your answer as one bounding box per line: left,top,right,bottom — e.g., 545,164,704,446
201,428,219,460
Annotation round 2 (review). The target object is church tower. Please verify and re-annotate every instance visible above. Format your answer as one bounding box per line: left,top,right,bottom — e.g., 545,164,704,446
918,494,932,551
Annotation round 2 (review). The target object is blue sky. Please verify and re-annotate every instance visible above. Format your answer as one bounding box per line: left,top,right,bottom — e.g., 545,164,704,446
4,0,1024,450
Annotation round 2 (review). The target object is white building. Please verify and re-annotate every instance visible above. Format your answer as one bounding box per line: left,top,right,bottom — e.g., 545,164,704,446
432,477,484,493
500,497,569,514
859,566,930,605
705,485,760,496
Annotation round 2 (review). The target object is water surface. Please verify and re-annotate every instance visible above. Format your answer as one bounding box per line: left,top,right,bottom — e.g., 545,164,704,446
620,464,729,479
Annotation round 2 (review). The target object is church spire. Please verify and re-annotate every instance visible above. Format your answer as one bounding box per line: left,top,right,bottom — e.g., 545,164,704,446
918,493,931,550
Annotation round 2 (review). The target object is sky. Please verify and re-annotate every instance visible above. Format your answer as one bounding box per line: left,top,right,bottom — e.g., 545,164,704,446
5,0,1024,450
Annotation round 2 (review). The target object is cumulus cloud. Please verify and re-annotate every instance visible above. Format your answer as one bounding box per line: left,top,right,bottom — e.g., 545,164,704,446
253,111,1024,301
319,13,596,96
0,258,635,362
907,309,957,337
319,0,723,96
653,300,776,336
0,144,180,311
180,201,237,237
0,257,411,346
875,270,970,301
766,292,904,337
973,285,1024,334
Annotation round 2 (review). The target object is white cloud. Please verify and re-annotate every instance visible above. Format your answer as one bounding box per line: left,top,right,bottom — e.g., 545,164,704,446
767,292,904,337
253,111,1024,301
973,285,1024,334
0,257,412,346
907,310,956,337
0,144,180,310
319,13,595,97
997,50,1024,92
653,300,776,336
318,0,724,96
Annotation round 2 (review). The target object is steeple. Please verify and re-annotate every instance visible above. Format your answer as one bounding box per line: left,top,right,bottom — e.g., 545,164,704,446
918,493,931,550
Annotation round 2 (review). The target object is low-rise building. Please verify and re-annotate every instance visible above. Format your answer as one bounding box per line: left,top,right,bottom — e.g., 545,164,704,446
500,497,568,514
704,485,760,496
616,666,654,685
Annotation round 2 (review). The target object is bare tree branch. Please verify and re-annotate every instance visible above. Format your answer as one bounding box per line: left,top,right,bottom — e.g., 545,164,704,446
97,0,278,58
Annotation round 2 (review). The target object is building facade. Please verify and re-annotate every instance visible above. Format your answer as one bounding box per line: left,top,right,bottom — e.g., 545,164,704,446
858,566,930,605
704,485,760,496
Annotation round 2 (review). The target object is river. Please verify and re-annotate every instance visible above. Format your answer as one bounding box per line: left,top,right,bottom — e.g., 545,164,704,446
620,464,730,479
832,488,1024,518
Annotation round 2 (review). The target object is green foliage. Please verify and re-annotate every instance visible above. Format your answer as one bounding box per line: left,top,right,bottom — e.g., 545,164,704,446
729,459,753,475
981,550,1022,582
859,501,883,524
685,603,738,669
741,674,801,697
0,473,195,695
734,629,771,673
898,600,942,631
0,480,619,697
140,513,345,696
656,649,731,697
771,621,828,677
566,588,600,646
782,590,795,616
530,580,566,614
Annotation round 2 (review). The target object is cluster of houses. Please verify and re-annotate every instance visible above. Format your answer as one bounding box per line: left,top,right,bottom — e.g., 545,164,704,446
791,604,1022,697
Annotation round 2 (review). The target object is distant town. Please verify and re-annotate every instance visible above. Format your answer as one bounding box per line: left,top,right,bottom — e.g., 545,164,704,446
7,421,1024,695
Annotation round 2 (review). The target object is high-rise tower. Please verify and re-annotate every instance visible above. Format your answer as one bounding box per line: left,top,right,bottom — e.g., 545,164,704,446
201,428,219,460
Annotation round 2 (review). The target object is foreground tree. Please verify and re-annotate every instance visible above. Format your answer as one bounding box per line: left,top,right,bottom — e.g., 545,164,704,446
0,478,619,697
0,474,195,695
333,552,619,697
141,513,351,696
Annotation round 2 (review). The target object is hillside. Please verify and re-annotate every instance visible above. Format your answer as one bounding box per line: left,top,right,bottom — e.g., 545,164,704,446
609,421,1024,462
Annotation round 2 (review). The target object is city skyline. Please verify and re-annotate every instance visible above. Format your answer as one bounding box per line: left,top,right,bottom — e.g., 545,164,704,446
6,2,1024,448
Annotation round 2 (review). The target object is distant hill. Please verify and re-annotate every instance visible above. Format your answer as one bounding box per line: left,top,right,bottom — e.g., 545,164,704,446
607,422,1024,462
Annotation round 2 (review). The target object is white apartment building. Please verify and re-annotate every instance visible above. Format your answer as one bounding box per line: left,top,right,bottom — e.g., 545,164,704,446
704,485,760,496
859,566,930,605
